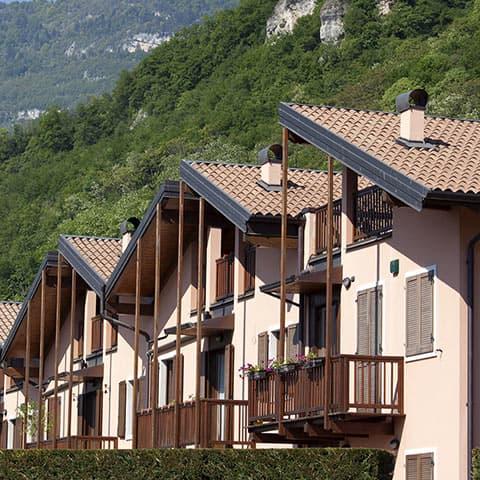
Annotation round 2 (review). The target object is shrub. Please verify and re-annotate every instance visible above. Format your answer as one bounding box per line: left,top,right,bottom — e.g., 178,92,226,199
0,448,394,480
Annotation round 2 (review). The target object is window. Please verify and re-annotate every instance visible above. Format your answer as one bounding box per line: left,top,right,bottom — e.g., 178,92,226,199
257,332,269,367
158,356,183,407
406,270,434,357
258,327,299,365
286,324,300,361
117,381,126,439
7,420,14,450
406,452,434,480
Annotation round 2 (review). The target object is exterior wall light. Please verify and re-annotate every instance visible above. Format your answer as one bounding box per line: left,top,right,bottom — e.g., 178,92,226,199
342,276,355,289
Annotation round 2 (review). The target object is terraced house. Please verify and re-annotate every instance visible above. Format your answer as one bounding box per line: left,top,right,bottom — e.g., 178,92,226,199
1,89,480,480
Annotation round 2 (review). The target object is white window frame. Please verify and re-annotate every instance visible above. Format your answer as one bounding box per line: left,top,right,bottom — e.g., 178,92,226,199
7,419,14,450
124,379,134,441
355,280,386,355
405,265,438,363
405,447,436,479
158,353,175,407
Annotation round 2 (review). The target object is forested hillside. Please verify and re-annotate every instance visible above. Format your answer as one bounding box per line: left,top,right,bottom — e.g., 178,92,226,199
0,0,237,126
0,0,479,298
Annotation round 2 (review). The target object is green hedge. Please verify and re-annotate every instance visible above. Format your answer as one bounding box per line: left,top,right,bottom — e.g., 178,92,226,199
0,449,394,480
474,449,480,480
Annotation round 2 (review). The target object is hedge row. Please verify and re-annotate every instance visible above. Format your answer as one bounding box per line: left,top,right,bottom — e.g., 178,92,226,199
0,449,394,480
474,449,480,480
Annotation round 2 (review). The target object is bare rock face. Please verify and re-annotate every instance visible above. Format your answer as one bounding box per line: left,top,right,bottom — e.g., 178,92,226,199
320,0,348,44
377,0,394,15
266,0,317,38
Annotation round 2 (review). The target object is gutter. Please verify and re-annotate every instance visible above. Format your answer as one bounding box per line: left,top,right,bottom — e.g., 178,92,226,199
100,312,150,343
467,234,480,479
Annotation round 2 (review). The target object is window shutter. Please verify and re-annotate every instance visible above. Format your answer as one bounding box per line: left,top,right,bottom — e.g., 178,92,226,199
419,453,434,480
419,272,434,354
369,287,382,355
286,324,299,361
117,381,126,438
13,418,23,449
257,332,268,367
406,276,420,356
406,453,434,480
357,290,370,355
406,455,418,480
172,355,184,403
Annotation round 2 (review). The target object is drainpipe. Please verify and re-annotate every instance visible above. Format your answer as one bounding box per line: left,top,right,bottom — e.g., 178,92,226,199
467,233,480,479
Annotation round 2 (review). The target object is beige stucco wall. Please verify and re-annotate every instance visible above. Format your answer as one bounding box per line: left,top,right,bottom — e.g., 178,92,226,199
340,205,468,480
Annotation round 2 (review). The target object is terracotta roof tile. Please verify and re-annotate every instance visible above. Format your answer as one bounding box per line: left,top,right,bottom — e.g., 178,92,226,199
0,302,21,343
189,161,370,217
64,236,122,282
290,104,480,194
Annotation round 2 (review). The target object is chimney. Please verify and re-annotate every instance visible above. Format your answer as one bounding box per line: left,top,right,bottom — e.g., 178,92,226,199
396,89,429,144
120,217,140,253
258,144,283,188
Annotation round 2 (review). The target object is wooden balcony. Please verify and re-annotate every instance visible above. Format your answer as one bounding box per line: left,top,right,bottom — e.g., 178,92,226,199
316,200,342,253
216,253,235,300
137,399,251,449
248,355,404,445
26,436,118,450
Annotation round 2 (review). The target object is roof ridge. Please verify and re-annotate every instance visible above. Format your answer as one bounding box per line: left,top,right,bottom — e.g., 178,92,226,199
185,159,339,175
62,234,121,242
287,102,480,124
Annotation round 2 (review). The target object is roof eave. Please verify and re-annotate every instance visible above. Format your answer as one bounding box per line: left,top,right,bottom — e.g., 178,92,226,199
58,236,105,297
180,160,252,231
1,252,58,361
279,102,430,212
105,180,182,298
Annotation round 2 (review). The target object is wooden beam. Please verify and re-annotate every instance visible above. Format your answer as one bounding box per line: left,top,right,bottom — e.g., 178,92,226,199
23,301,31,449
67,268,76,448
324,156,334,431
132,238,142,449
37,270,46,448
174,181,185,448
151,204,161,448
53,253,62,449
195,197,205,448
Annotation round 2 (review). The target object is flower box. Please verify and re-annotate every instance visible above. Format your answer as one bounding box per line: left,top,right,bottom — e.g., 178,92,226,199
277,363,297,375
304,358,324,369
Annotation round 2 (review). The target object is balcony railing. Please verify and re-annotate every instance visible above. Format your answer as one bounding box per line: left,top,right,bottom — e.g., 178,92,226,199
136,399,250,448
26,436,118,450
315,200,342,253
354,186,393,241
216,253,235,300
248,354,403,428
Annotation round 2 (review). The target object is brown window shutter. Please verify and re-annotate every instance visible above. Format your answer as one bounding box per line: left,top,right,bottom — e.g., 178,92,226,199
286,324,299,361
257,332,268,367
357,290,370,355
419,272,434,354
369,287,382,355
406,276,420,356
406,453,434,480
117,381,126,438
13,418,23,449
172,355,184,403
406,455,418,480
224,344,235,400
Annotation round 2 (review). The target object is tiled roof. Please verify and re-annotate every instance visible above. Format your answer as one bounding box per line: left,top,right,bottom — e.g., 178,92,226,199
189,161,369,217
290,104,480,195
64,236,122,282
0,302,21,343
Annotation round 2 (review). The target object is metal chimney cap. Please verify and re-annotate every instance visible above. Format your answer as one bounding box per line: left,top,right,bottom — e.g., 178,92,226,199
258,144,283,165
120,217,140,235
396,89,428,114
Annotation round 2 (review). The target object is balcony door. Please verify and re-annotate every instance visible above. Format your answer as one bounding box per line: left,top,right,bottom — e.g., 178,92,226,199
78,384,103,437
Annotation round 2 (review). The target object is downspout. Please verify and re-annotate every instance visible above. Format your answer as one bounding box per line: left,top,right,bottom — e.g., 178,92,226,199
467,233,480,479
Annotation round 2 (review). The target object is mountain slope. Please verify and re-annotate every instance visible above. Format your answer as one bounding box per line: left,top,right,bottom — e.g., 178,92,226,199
0,0,479,298
0,0,238,126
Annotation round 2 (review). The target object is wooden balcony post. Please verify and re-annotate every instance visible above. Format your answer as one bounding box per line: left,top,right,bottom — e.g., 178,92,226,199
132,238,142,449
53,253,63,449
174,181,185,448
23,301,31,449
195,197,205,448
67,268,76,448
324,156,334,430
279,128,288,361
37,270,46,448
151,204,161,448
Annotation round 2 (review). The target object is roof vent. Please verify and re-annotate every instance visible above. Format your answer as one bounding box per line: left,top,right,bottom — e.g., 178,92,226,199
396,89,428,145
258,144,283,191
120,217,140,253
